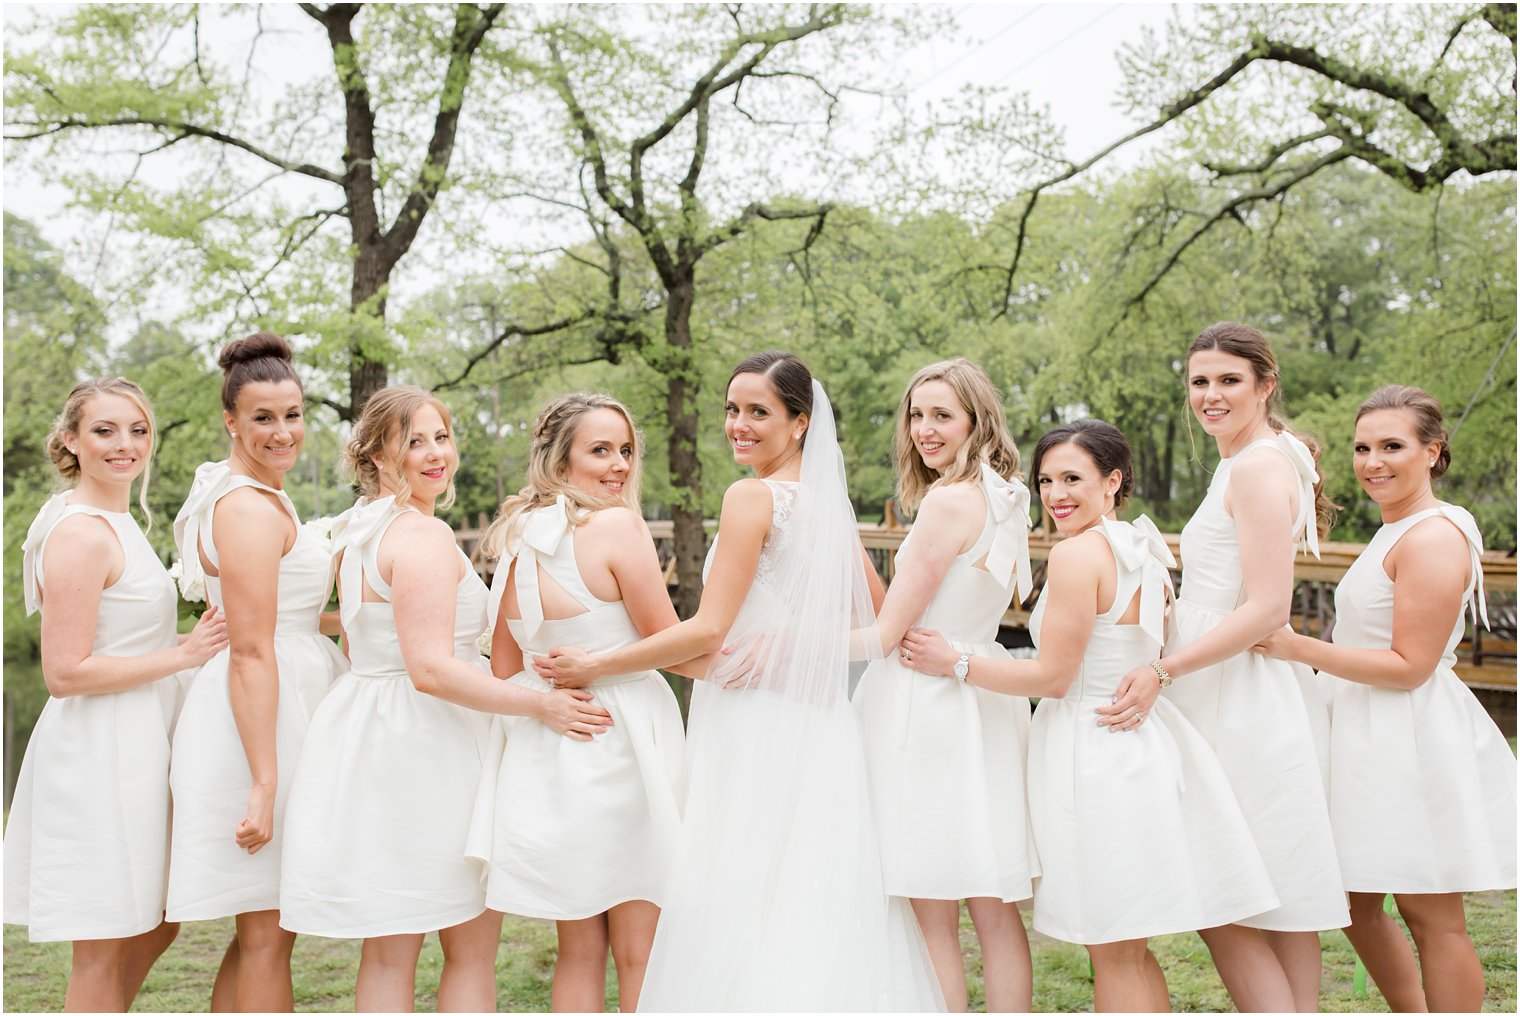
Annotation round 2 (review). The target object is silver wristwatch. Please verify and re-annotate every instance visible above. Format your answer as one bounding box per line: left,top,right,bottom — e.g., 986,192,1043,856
953,653,971,682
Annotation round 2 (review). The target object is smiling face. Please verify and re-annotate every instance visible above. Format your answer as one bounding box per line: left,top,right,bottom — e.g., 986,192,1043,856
66,392,153,489
1353,408,1440,510
1187,348,1274,451
725,371,806,475
224,379,305,478
563,407,634,500
1036,441,1122,536
386,398,456,504
907,379,973,475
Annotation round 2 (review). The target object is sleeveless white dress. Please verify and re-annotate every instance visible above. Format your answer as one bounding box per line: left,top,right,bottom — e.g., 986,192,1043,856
638,479,944,1012
854,465,1039,902
1027,517,1278,944
466,497,685,920
280,497,493,936
4,496,185,942
1323,503,1516,893
166,461,346,921
1163,434,1349,931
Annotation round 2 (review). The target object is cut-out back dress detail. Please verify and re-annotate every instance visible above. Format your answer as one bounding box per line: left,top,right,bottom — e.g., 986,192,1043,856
1026,517,1277,943
280,496,492,936
466,497,685,920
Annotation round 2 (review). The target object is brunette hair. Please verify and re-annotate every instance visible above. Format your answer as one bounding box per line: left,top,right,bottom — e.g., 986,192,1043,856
1186,321,1337,537
44,377,157,523
481,392,643,561
727,350,813,434
1030,419,1135,511
893,357,1021,516
343,385,459,510
219,332,301,412
1355,384,1451,479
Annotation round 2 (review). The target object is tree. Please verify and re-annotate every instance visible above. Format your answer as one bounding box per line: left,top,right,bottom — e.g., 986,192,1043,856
526,4,869,619
5,3,527,418
994,2,1517,318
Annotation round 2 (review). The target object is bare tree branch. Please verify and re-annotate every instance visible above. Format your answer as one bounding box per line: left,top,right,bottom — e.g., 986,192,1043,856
432,310,603,391
5,116,343,183
994,49,1261,315
1123,145,1355,313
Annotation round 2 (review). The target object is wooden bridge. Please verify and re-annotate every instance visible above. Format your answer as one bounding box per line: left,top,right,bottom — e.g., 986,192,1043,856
455,515,1518,694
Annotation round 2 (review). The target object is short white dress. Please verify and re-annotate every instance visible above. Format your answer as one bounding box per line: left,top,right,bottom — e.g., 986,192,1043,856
166,461,346,921
280,496,492,936
854,464,1039,902
1323,503,1517,894
1027,517,1278,944
467,497,685,920
4,496,185,942
1163,434,1349,931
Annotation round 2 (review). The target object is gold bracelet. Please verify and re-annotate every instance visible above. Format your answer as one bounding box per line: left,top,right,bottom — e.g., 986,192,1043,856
1149,659,1173,688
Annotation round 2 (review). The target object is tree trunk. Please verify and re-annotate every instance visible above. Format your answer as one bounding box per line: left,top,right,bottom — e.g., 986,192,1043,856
349,247,390,417
664,276,705,630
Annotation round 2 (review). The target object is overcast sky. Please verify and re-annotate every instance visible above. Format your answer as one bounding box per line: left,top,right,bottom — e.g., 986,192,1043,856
1,2,1184,329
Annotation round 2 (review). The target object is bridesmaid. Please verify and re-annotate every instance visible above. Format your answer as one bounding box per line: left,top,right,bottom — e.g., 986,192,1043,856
280,386,611,1011
167,334,347,1012
473,392,689,1013
4,378,226,1012
1104,322,1348,1012
1255,385,1517,1013
852,358,1038,1012
901,420,1278,1013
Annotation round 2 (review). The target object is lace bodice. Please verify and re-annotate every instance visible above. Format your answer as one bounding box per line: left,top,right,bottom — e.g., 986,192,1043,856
753,479,799,588
702,479,801,590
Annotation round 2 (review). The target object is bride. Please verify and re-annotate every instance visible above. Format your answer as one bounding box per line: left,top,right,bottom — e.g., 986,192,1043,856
534,351,944,1011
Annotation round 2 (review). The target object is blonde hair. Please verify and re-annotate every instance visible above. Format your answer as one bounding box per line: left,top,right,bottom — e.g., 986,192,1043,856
894,358,1021,516
45,377,157,526
1186,322,1338,537
481,393,643,561
343,385,459,510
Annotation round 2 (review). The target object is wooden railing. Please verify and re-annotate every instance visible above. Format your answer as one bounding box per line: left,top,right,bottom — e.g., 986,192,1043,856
457,516,1518,692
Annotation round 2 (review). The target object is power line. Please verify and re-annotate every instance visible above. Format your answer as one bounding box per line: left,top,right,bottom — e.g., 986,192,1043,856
992,3,1121,86
914,5,1048,89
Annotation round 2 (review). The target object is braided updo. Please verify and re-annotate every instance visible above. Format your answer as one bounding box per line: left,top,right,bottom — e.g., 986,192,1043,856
480,392,643,561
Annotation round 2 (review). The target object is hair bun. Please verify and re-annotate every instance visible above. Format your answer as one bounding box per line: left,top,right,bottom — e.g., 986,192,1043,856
219,332,293,372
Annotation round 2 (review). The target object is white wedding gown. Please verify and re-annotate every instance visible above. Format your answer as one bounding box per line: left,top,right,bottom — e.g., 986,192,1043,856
637,475,944,1012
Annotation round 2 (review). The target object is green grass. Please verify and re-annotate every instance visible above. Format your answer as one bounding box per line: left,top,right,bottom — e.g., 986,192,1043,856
4,892,1514,1012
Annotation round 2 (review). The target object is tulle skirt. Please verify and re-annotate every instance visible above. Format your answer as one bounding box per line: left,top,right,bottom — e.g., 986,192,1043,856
166,634,344,921
853,644,1037,902
4,676,185,941
639,686,944,1012
468,670,684,921
1162,601,1348,931
279,668,492,937
1329,667,1517,893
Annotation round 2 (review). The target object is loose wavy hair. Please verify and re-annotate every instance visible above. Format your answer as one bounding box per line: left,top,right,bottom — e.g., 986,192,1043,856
894,357,1021,516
